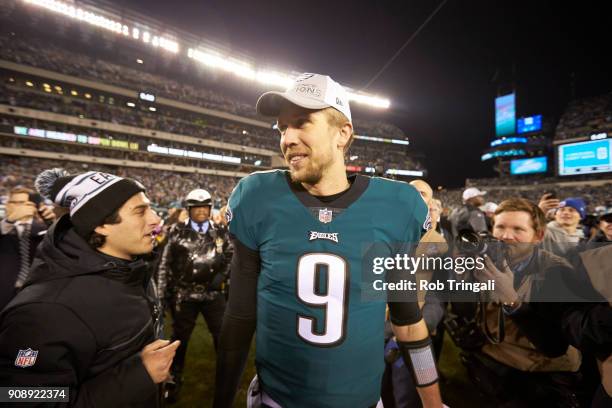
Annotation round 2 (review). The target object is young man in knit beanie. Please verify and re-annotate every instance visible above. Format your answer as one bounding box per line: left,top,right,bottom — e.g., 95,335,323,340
0,169,179,407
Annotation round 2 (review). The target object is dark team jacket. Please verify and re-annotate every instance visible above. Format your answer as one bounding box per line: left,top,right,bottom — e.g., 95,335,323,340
0,215,159,407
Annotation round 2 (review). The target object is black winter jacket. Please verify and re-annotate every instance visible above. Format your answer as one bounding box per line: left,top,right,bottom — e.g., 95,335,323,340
157,219,230,303
0,215,159,407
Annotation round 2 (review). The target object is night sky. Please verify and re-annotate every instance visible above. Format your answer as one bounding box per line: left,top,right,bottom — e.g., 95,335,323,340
110,0,612,188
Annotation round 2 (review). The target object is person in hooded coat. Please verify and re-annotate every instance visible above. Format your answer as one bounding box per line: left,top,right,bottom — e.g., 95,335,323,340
0,169,179,407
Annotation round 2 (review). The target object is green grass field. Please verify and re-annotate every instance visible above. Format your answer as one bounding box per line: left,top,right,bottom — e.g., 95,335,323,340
168,315,489,408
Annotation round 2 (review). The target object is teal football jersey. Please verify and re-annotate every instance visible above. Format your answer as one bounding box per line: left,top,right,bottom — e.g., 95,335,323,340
227,170,428,408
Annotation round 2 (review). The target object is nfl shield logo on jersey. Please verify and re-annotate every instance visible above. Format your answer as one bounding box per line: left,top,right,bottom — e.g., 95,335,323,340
318,208,333,223
15,348,38,368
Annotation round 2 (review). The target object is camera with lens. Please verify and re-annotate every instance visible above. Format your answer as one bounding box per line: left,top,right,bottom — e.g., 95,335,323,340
455,229,507,270
443,230,509,350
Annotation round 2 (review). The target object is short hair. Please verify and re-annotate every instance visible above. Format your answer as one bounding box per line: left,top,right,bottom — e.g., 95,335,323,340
494,198,547,235
9,186,34,197
323,107,354,152
88,209,122,249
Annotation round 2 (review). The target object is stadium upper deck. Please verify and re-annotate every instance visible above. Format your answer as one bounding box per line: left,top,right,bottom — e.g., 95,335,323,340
0,0,425,179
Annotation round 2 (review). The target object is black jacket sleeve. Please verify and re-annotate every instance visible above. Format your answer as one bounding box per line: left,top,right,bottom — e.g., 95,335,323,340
562,303,612,360
213,235,260,408
0,303,156,407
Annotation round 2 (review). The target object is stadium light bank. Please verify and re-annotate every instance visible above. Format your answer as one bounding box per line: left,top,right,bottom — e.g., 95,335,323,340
22,0,391,110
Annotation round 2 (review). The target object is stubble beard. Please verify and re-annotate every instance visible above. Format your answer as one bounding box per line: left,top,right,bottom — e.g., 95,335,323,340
290,161,323,185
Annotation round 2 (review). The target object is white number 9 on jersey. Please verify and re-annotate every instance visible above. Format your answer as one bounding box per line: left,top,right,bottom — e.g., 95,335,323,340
296,253,348,346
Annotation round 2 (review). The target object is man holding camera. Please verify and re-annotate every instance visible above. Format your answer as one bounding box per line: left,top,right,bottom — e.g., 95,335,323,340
0,186,56,310
465,198,582,407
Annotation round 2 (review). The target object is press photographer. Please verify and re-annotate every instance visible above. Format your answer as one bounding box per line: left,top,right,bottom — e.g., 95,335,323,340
459,198,582,407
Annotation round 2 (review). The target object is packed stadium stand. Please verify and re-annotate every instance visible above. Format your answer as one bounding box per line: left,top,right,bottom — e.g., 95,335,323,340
0,0,607,215
0,0,425,207
555,92,612,141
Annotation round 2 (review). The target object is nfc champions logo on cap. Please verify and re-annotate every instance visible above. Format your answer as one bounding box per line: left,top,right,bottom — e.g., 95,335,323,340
295,73,315,82
255,73,352,122
309,231,339,243
15,348,38,368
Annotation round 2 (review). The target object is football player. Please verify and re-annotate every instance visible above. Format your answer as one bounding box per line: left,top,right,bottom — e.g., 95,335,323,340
214,73,442,408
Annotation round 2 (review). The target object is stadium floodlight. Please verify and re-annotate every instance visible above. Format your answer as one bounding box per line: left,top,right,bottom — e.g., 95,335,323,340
385,169,424,177
23,0,389,109
25,81,34,87
136,58,144,64
126,102,135,108
255,71,294,88
346,92,391,109
24,0,179,53
188,48,256,80
188,49,389,109
149,106,157,112
70,90,78,96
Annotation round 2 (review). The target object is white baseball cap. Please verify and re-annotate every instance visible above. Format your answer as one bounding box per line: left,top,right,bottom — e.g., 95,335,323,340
256,73,352,122
462,187,487,202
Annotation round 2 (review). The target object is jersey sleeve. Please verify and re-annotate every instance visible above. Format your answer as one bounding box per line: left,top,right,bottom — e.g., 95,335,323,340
227,178,258,250
387,184,428,326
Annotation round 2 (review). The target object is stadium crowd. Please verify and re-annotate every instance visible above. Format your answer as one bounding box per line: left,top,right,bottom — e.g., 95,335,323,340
0,83,280,151
556,92,612,140
0,30,424,171
1,157,236,208
0,82,422,171
0,33,409,143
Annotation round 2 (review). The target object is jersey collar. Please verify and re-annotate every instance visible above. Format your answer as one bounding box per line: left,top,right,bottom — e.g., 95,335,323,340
286,172,370,210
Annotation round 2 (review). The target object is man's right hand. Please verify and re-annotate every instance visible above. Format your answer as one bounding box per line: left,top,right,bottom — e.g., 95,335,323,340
7,202,38,222
538,193,560,214
141,339,180,384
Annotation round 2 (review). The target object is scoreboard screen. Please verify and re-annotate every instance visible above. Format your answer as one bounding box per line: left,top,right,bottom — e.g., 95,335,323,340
510,157,547,175
558,139,612,176
495,93,516,136
517,115,542,134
